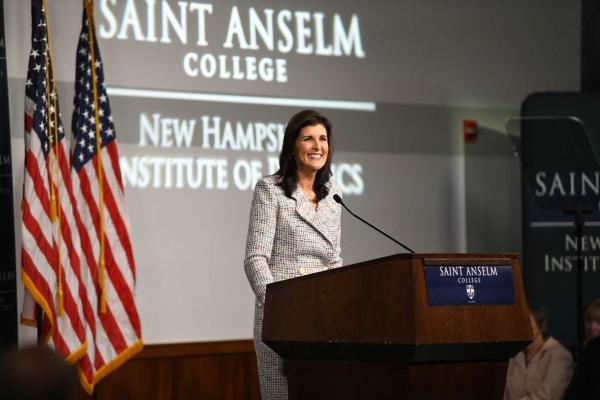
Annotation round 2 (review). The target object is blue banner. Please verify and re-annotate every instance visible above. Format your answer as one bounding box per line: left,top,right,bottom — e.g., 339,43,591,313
424,265,515,306
521,94,600,348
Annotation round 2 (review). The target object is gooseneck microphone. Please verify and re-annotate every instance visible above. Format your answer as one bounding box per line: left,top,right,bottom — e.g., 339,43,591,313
333,194,415,254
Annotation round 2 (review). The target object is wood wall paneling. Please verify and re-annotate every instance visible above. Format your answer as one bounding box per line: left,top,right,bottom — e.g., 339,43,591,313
75,340,260,400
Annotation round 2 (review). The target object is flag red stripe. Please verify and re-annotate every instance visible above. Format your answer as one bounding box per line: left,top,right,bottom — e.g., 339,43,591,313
41,314,52,343
25,113,33,133
94,345,106,372
106,139,124,192
78,355,95,385
22,201,58,276
57,144,77,204
25,150,51,217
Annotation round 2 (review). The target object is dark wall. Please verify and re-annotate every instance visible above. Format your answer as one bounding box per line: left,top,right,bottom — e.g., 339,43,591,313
581,0,600,91
0,0,18,351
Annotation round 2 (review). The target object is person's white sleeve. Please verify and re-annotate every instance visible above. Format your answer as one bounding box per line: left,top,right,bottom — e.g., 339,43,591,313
244,179,276,305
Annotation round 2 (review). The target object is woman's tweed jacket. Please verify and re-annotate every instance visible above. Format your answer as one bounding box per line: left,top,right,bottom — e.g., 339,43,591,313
244,175,343,400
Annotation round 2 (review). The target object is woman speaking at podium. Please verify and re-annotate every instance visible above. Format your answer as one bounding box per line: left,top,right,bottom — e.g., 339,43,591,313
244,110,343,399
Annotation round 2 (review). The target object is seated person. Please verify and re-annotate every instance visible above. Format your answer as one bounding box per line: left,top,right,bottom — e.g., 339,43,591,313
564,300,600,399
504,307,572,400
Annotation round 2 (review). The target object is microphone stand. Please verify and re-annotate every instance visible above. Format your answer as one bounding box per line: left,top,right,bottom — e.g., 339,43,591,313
563,201,592,356
334,195,415,253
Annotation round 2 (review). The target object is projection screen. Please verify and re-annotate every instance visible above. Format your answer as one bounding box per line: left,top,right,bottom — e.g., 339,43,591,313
5,0,579,343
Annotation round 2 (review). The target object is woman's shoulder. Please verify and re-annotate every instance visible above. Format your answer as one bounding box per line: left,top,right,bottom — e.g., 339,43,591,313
255,175,284,195
257,175,279,187
545,337,573,360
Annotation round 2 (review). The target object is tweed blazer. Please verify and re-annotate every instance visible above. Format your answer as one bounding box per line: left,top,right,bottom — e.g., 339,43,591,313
244,175,343,304
244,175,343,399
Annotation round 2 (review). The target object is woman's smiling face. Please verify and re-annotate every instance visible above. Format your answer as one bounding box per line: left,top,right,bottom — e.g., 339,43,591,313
293,124,329,175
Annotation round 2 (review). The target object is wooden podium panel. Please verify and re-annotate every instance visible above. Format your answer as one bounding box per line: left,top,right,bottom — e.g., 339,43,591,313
286,360,508,400
262,253,531,399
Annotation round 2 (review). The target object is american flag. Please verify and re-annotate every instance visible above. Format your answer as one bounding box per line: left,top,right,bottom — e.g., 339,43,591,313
70,0,142,391
22,0,87,363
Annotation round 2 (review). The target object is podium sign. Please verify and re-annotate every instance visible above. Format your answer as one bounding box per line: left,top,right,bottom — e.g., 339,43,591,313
424,263,515,306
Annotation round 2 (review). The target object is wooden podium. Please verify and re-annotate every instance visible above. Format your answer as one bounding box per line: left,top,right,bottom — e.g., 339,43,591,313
262,253,532,400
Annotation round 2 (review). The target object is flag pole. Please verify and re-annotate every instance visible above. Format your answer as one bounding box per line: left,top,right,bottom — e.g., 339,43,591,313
41,0,64,316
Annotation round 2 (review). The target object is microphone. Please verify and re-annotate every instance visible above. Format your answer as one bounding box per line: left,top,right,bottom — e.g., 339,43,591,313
333,194,415,253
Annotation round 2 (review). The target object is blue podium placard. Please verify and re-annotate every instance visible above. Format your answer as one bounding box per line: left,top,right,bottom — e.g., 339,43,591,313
424,264,515,306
